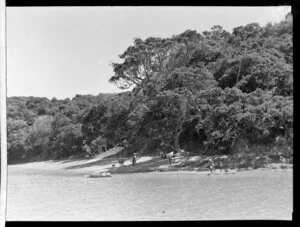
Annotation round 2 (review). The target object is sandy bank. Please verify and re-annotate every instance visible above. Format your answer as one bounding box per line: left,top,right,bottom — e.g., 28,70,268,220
9,146,125,173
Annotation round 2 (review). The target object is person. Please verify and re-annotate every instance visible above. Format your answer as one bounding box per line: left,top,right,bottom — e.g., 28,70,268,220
209,158,215,174
167,152,174,166
219,161,223,172
132,153,137,166
118,159,125,165
159,142,167,159
168,156,172,166
160,151,166,159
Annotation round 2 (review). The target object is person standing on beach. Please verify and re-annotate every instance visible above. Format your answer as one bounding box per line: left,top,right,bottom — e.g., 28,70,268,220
168,155,172,166
209,158,215,174
132,153,137,166
167,152,174,166
159,142,166,159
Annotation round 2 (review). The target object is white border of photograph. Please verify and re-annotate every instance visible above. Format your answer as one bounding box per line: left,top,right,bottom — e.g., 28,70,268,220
0,0,7,226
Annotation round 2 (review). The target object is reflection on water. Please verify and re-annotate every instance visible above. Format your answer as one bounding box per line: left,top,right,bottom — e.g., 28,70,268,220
7,168,292,220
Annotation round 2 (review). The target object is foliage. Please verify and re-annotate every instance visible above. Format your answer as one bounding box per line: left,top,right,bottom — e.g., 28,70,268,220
7,14,293,163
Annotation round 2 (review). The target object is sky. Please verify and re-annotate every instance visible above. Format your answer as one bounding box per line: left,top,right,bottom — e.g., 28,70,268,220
7,6,291,99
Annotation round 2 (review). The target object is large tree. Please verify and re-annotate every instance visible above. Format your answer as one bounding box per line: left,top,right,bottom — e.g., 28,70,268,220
109,30,202,90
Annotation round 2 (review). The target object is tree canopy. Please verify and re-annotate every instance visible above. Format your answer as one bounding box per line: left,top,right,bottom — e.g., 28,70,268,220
7,14,293,163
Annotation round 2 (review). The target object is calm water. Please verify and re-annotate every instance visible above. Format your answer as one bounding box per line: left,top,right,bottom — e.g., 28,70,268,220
7,168,293,220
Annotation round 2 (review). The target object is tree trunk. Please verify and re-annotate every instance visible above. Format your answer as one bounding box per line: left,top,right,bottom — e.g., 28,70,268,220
231,135,237,148
236,60,242,85
174,130,183,153
139,140,149,156
203,142,210,155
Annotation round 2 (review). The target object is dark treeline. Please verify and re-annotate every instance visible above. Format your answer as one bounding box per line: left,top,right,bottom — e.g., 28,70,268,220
7,14,293,164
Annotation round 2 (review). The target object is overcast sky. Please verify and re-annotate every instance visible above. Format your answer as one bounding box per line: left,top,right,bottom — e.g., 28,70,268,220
7,6,291,99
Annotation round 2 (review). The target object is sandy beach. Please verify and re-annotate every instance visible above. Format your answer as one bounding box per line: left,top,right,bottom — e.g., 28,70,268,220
8,146,293,177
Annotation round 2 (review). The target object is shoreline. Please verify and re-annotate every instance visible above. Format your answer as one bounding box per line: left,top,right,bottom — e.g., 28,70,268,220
8,152,293,177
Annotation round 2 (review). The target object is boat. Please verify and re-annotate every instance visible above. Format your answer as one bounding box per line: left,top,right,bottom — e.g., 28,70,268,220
87,172,112,178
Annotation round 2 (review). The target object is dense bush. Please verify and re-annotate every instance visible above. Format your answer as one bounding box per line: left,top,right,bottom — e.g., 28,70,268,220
7,14,293,163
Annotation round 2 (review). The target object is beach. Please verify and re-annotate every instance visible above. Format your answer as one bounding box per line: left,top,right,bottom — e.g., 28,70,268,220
7,148,293,221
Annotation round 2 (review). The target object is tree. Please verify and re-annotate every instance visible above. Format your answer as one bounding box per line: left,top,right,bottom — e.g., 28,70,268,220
26,115,53,159
138,91,188,152
109,30,202,90
7,119,30,162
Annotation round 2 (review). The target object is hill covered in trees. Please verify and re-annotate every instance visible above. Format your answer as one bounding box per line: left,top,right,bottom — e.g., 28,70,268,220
7,14,293,164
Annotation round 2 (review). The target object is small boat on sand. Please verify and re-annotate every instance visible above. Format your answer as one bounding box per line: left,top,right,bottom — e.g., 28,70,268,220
87,172,112,178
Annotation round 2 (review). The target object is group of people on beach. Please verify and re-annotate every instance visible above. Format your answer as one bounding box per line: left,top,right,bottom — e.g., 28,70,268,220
159,150,173,166
131,142,173,166
130,142,217,173
158,142,173,166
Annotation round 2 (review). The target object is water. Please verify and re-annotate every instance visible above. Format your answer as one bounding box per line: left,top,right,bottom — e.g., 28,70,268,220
7,168,293,221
